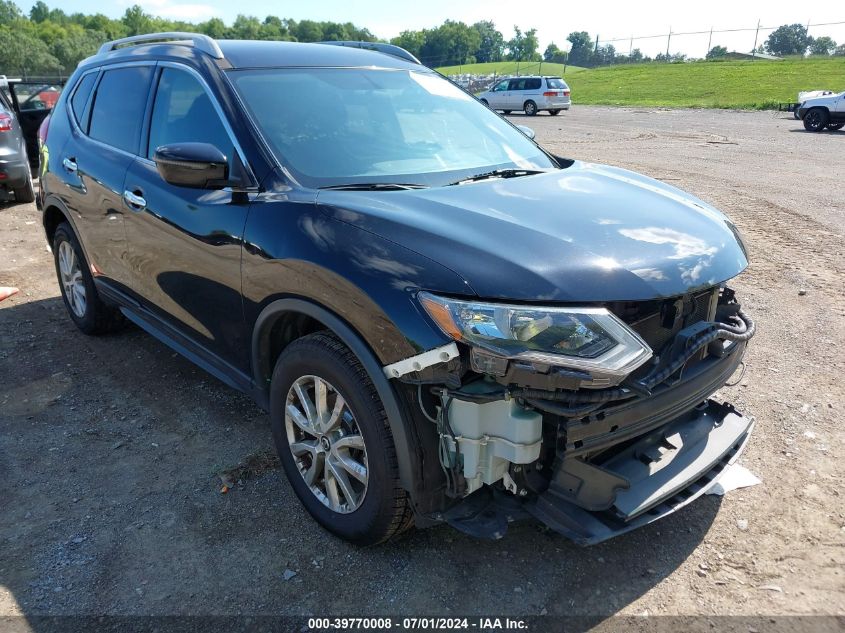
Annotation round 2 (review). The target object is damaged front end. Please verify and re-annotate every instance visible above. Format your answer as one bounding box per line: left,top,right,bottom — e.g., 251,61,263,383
386,286,755,544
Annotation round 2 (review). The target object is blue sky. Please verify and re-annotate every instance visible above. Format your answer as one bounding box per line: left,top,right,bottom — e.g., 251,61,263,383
14,0,845,58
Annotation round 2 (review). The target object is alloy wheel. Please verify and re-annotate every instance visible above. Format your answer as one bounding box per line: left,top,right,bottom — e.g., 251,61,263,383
58,241,86,318
805,110,823,130
284,375,368,513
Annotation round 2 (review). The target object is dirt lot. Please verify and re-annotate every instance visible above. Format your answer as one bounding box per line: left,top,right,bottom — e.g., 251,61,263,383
1,107,843,623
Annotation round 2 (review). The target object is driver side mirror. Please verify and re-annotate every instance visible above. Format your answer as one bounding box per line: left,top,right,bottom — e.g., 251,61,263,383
516,125,536,140
153,142,229,189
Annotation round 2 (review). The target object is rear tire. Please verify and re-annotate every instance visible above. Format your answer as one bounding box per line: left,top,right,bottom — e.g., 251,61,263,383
827,122,844,131
524,100,538,116
549,109,560,116
13,153,35,203
269,332,412,545
52,223,125,335
803,108,829,132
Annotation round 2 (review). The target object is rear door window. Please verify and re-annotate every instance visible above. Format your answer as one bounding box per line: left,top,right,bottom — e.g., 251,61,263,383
70,72,98,132
525,78,541,90
88,66,153,154
147,68,232,160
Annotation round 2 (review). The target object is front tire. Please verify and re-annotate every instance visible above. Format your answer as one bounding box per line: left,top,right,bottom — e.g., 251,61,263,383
549,109,560,116
524,100,538,116
480,99,489,107
503,110,512,114
803,108,829,132
52,223,124,335
269,332,412,545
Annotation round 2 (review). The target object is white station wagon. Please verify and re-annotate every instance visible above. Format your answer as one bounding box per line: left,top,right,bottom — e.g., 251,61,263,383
478,76,571,116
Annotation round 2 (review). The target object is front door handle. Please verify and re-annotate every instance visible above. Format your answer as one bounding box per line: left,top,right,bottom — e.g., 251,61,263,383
62,157,77,173
123,190,146,211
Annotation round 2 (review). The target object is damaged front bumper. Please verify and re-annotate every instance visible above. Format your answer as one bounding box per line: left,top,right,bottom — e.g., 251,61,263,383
529,399,753,545
440,398,753,544
392,288,756,543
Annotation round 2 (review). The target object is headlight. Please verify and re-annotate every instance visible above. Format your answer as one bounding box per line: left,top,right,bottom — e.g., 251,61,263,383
419,292,652,382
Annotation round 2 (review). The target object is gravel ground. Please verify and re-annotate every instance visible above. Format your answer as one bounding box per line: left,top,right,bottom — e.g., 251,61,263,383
1,106,843,621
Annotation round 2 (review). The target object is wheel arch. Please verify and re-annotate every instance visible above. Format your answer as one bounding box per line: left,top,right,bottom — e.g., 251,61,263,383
251,297,421,497
42,195,77,250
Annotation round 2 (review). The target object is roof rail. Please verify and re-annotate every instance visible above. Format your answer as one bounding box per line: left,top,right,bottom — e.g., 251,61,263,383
317,41,421,65
97,32,224,59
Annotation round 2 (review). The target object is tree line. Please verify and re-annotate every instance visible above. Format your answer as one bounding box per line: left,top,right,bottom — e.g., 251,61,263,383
1,1,843,78
0,0,377,76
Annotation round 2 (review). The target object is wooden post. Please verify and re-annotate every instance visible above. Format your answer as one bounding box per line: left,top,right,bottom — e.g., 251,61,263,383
707,27,713,56
666,27,672,58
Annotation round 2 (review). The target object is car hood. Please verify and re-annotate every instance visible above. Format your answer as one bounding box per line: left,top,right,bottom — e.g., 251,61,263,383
315,161,749,302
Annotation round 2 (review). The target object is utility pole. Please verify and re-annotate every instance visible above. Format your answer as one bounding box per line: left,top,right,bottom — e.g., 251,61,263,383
751,19,760,58
666,26,672,58
629,35,633,57
707,26,713,56
594,34,600,56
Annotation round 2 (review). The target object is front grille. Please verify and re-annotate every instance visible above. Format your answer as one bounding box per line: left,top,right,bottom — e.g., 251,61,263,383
628,289,718,355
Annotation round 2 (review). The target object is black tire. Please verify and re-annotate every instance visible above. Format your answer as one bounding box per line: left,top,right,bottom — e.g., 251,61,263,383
523,100,538,116
480,99,489,107
549,109,560,116
13,171,35,203
803,108,829,132
827,122,844,131
503,110,512,115
13,150,35,204
52,223,125,335
269,332,412,545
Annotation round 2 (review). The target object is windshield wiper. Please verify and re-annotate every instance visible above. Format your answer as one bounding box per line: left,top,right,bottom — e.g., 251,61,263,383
447,168,547,186
319,183,429,191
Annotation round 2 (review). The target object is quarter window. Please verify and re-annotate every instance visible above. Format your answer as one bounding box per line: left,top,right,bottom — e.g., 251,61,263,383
525,78,541,90
147,68,232,160
70,72,98,132
88,66,153,154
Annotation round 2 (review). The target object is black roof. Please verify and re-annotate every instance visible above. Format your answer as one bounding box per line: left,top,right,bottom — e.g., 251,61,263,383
83,37,421,72
217,40,420,70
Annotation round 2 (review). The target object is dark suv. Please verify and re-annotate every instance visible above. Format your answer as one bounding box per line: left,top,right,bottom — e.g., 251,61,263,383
40,33,755,545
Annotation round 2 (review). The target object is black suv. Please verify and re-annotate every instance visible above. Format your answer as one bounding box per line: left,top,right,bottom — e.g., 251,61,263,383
40,33,755,545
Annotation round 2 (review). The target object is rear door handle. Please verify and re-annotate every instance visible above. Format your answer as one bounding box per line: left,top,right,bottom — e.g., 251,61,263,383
62,158,77,173
123,190,146,211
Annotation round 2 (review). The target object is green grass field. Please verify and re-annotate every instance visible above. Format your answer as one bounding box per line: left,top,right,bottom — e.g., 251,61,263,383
436,60,587,77
437,58,845,110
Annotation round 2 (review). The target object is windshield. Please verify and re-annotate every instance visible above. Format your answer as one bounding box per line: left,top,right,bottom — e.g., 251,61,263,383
228,68,557,188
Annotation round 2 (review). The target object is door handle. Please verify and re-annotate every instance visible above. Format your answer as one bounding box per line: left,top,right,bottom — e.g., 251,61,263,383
123,190,146,211
62,158,77,173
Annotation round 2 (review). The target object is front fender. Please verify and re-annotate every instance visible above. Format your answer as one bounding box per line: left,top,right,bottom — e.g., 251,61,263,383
241,194,473,368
